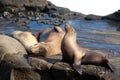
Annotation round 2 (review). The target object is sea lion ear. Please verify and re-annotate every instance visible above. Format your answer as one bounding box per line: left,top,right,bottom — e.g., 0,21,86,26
72,63,82,75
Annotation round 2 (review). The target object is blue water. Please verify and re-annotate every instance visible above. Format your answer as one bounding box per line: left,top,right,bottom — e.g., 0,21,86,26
27,21,53,30
0,19,120,56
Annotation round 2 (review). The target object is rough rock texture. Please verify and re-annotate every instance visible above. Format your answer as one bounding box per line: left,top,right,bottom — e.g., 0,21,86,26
102,10,120,25
0,0,47,12
0,53,119,80
51,61,119,80
28,57,53,70
0,0,47,8
11,68,41,80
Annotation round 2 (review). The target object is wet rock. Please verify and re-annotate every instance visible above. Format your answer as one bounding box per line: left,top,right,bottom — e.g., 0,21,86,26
16,18,30,26
2,11,14,19
85,14,102,20
18,12,26,18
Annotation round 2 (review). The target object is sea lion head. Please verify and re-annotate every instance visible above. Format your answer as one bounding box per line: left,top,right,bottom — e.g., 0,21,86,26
12,31,38,53
65,24,76,33
30,43,47,56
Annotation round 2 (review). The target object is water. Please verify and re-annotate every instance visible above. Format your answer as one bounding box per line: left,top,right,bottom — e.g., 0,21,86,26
0,19,120,56
66,20,120,56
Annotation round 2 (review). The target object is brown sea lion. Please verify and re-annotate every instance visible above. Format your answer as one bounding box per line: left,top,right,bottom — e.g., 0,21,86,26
12,31,40,54
34,26,65,57
61,24,114,75
34,27,53,42
0,34,27,57
0,34,30,68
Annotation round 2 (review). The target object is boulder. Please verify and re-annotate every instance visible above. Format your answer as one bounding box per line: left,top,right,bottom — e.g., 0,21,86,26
85,14,102,20
0,0,47,12
51,62,119,80
102,10,120,25
0,0,47,8
43,1,70,15
10,68,41,80
28,57,53,70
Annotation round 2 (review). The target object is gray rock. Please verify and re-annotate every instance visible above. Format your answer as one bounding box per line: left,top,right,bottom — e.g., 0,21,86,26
28,57,53,70
102,10,120,25
85,14,102,20
0,0,47,8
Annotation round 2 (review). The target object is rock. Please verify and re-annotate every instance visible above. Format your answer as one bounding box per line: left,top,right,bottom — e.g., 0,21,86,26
0,56,40,80
51,62,119,80
85,14,102,20
43,1,86,20
10,68,41,80
28,57,53,70
0,0,47,14
0,54,35,80
44,1,70,15
102,10,120,25
0,0,47,8
0,54,31,68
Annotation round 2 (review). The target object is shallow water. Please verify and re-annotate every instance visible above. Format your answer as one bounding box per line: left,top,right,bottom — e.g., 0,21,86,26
0,19,120,56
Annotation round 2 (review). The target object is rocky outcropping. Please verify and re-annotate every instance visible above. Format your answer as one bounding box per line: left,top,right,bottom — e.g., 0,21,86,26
102,10,120,25
43,1,86,20
0,0,47,12
0,0,120,27
85,14,102,20
0,0,47,7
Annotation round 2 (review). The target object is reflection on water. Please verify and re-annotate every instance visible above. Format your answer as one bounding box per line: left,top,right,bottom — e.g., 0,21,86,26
0,20,120,56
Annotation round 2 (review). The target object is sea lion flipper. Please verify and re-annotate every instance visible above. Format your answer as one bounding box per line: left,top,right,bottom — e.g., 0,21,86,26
54,26,64,33
72,54,83,75
107,62,116,72
72,64,82,75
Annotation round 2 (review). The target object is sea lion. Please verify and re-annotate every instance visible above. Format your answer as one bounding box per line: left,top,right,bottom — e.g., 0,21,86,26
34,26,65,57
12,31,40,54
0,34,27,57
0,34,30,68
61,24,114,75
34,27,53,42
